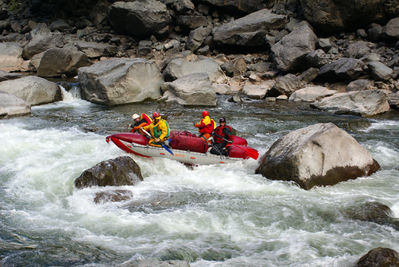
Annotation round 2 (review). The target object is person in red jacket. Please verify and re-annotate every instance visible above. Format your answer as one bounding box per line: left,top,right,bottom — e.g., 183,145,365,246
129,113,152,135
194,110,216,144
210,117,232,156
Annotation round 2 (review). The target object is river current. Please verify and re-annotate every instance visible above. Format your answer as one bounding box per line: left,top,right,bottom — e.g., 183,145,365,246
1,88,398,266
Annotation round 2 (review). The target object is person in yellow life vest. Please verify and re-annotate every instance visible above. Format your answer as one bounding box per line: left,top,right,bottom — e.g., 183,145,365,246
194,110,216,143
143,112,170,147
129,113,152,135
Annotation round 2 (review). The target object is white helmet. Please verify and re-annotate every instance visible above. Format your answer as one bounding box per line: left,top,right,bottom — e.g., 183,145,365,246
132,114,140,120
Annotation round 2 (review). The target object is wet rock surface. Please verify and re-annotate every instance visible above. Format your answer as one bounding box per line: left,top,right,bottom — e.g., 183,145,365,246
74,156,143,189
356,247,399,267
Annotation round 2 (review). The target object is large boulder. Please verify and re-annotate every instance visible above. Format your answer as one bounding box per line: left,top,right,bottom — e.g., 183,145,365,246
0,76,61,106
271,22,318,72
74,156,143,189
108,0,171,37
243,80,275,99
299,0,399,33
289,86,336,102
255,123,380,190
311,90,390,117
368,61,394,81
161,73,217,106
23,23,63,59
356,247,399,267
37,48,90,78
0,91,31,119
78,58,163,106
186,26,212,51
0,42,25,72
213,9,287,47
317,58,366,82
268,74,302,97
163,55,226,83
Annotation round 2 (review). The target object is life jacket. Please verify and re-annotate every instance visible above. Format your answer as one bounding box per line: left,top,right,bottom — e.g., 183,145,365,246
195,116,216,134
141,113,152,125
213,125,232,144
150,119,170,141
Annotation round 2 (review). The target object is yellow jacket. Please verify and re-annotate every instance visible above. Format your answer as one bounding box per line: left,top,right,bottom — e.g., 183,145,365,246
144,119,170,141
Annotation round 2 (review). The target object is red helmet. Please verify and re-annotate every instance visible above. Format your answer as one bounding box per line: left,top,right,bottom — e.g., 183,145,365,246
202,110,209,118
152,112,161,119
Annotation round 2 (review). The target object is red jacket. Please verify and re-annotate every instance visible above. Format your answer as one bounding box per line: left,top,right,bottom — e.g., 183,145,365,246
213,125,232,144
194,116,216,134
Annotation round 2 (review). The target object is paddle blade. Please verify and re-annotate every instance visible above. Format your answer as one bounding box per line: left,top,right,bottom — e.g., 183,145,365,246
162,144,174,156
229,144,259,160
244,147,259,160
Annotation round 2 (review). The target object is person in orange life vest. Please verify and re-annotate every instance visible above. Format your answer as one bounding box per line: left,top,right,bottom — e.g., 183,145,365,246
129,113,152,135
143,112,170,147
194,110,216,143
210,117,232,156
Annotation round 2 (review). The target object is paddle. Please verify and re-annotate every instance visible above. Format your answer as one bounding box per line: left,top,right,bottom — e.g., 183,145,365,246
141,128,174,156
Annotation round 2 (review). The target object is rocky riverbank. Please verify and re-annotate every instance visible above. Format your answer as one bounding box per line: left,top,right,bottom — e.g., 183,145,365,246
0,0,399,118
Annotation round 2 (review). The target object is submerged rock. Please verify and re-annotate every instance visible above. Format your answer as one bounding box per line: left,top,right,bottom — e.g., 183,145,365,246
94,189,133,204
256,123,380,190
78,58,163,106
0,76,61,106
356,247,399,267
311,90,390,117
74,156,143,189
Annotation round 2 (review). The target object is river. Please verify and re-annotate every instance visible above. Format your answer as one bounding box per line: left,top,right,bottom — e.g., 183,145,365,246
1,88,398,266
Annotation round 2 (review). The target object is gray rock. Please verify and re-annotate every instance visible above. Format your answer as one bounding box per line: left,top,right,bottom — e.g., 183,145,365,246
78,58,163,106
0,70,22,82
74,156,143,189
75,41,118,58
163,55,226,83
37,48,90,78
161,73,216,106
0,76,61,106
311,90,390,117
269,74,302,96
213,9,287,47
318,58,366,81
289,86,336,102
300,0,399,33
356,247,399,267
0,91,31,119
137,40,152,56
199,0,267,13
165,0,195,13
299,67,319,83
0,42,24,72
271,23,318,72
256,123,380,190
89,0,109,25
317,38,332,52
368,23,383,42
49,19,70,31
346,79,375,91
345,41,372,59
177,15,208,30
387,91,399,109
368,61,394,81
108,0,171,37
243,80,275,99
384,17,399,39
186,26,212,51
305,49,329,68
23,23,63,59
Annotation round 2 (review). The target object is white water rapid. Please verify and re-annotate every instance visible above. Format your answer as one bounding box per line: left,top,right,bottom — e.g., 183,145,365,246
1,96,398,266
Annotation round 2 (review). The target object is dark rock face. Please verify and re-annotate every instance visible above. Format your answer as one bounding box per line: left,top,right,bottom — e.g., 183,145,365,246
356,247,399,267
199,0,268,13
37,48,90,78
74,156,143,189
318,58,366,82
300,0,399,33
255,123,380,190
108,0,171,37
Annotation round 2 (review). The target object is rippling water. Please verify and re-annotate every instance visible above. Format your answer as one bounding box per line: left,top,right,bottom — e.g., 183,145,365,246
1,90,398,266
